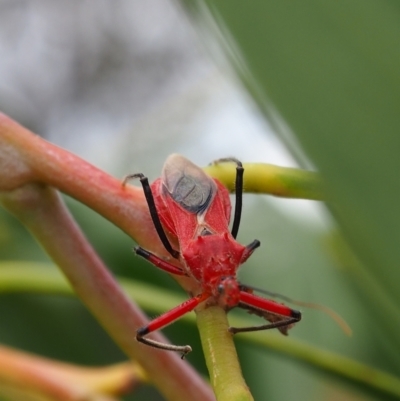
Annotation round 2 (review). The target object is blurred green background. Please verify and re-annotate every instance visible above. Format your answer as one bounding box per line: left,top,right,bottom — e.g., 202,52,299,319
189,1,400,400
1,1,400,400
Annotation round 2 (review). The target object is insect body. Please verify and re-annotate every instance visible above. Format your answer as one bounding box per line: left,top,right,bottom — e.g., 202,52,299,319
125,154,301,357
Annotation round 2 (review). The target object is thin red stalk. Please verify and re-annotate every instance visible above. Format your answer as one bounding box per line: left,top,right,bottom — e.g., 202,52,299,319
0,113,157,249
0,114,214,401
0,345,139,400
0,113,195,291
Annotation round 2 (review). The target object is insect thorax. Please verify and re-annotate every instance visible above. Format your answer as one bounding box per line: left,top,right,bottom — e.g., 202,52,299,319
182,232,245,293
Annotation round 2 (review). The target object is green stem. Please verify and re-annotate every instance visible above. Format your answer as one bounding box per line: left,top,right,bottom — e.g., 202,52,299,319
2,264,400,400
235,328,400,399
197,306,253,401
205,162,323,200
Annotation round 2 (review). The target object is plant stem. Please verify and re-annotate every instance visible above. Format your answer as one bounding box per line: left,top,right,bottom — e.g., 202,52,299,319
205,162,323,200
0,345,142,401
0,113,214,401
197,306,253,401
3,263,400,399
0,184,213,401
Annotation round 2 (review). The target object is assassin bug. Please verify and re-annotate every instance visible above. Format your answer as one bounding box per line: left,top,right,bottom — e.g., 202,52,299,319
124,154,301,358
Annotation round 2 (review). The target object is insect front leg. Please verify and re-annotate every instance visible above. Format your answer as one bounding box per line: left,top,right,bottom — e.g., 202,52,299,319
212,157,244,239
123,173,179,259
137,293,209,359
229,290,301,335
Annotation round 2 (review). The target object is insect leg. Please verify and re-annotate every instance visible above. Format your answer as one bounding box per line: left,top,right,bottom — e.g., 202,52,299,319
240,239,261,263
135,247,186,276
123,173,179,259
137,293,209,359
239,283,352,336
229,290,301,334
212,157,244,239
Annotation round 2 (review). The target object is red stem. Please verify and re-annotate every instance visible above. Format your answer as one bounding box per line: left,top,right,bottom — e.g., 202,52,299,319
0,113,214,401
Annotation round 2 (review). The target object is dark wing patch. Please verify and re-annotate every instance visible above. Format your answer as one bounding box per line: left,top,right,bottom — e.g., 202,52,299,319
162,154,216,214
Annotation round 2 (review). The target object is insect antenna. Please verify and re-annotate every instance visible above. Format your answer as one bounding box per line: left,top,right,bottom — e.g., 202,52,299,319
123,173,179,259
212,157,244,239
240,284,352,336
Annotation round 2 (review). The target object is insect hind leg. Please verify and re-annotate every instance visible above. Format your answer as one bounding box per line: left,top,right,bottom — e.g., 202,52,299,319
123,173,179,259
229,312,300,335
230,290,301,335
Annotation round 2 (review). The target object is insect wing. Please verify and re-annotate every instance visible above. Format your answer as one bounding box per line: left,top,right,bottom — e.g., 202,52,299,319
158,155,232,248
162,154,216,214
159,155,216,244
205,179,232,234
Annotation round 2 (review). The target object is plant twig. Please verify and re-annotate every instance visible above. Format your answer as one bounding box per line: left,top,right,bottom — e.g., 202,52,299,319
197,306,253,401
0,184,213,401
0,345,142,401
205,162,323,200
0,112,323,401
4,264,400,400
0,113,214,401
